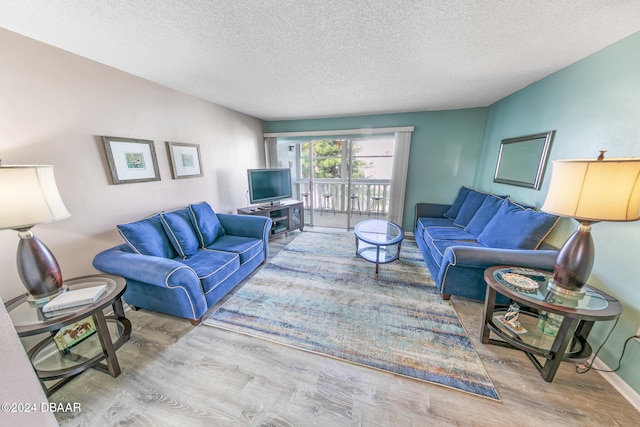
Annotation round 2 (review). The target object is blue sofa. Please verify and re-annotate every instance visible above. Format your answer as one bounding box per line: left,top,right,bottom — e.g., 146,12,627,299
93,201,272,324
414,187,560,301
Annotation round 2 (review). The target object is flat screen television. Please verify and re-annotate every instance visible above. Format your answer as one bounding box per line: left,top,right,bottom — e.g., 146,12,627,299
247,168,293,206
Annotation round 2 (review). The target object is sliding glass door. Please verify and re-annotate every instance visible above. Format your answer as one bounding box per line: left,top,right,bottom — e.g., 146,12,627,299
349,136,394,226
272,135,394,229
267,128,413,229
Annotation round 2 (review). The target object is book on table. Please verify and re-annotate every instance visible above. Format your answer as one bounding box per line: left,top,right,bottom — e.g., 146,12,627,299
53,316,97,351
42,284,107,313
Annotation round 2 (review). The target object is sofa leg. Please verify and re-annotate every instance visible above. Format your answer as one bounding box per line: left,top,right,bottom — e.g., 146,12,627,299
441,294,451,300
189,317,203,326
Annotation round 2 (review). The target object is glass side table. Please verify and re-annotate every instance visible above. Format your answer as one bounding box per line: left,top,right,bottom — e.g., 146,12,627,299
481,266,622,382
354,219,405,274
5,274,131,396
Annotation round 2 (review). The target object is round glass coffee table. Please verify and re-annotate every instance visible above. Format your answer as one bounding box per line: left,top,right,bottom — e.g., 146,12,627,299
354,219,404,274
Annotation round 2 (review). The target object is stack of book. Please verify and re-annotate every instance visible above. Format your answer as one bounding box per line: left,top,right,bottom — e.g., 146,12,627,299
42,284,107,317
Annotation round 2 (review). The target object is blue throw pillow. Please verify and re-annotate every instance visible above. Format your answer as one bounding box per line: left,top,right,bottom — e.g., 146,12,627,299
464,194,504,236
117,214,177,258
444,187,473,219
188,202,225,247
509,199,537,210
160,208,200,259
453,190,489,227
477,198,559,249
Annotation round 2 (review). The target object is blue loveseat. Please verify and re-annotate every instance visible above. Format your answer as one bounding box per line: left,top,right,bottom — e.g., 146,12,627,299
414,187,560,301
93,201,272,324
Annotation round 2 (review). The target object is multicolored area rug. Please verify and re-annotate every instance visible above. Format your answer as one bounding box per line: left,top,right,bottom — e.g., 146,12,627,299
204,231,499,401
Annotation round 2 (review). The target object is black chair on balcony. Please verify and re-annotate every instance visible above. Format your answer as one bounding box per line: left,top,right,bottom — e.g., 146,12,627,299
321,193,335,215
300,192,310,211
349,193,361,214
368,195,384,218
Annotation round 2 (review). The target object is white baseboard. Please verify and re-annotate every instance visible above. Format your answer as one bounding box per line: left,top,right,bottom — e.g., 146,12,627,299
592,357,640,412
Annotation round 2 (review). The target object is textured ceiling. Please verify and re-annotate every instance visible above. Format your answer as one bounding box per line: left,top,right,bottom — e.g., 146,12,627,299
1,1,640,121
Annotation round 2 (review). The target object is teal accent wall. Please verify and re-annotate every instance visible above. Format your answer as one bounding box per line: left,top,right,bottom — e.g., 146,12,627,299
265,109,489,230
267,30,640,395
475,31,640,394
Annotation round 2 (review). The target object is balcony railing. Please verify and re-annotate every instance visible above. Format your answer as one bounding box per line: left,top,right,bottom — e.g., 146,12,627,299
294,179,391,215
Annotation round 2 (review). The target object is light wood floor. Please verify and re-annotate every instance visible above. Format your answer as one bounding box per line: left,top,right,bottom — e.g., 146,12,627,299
49,230,640,426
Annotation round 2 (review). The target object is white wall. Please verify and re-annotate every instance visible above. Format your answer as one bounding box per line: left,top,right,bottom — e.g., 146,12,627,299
0,28,265,301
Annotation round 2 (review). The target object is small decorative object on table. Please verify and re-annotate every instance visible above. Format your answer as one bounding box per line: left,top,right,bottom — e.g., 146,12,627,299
500,271,540,294
536,310,562,336
536,292,568,336
500,302,527,334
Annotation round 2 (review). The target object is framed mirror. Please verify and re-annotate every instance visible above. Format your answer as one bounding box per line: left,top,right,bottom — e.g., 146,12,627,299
493,131,555,190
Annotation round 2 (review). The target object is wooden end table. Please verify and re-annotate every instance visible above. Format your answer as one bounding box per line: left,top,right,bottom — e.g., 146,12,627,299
5,274,131,396
481,266,622,382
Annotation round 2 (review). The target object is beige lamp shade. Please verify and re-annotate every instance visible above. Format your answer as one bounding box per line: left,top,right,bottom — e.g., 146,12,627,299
0,165,70,230
542,158,640,222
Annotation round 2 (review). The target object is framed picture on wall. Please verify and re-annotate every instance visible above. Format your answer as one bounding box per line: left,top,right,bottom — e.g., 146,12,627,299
493,130,555,190
165,141,204,179
101,136,161,184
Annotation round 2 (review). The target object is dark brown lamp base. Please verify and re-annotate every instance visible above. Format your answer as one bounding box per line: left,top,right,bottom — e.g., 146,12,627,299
16,230,64,301
552,221,595,295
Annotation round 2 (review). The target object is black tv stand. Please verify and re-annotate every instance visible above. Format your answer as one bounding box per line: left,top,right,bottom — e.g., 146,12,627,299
237,200,303,239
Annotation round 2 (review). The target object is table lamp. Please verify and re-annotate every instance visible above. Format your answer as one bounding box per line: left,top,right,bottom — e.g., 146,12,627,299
541,155,640,297
0,165,70,303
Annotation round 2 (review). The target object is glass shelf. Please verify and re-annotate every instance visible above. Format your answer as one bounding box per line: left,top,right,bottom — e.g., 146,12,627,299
357,243,400,264
30,318,128,379
489,310,590,361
